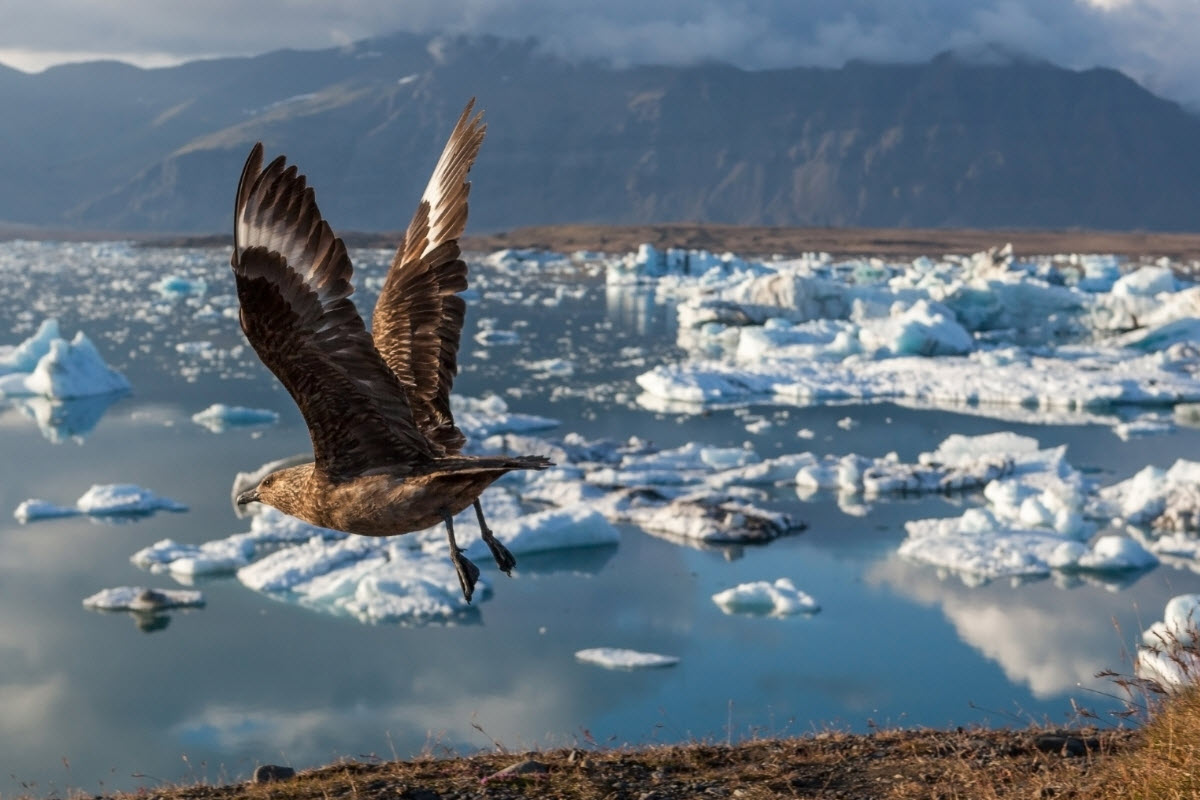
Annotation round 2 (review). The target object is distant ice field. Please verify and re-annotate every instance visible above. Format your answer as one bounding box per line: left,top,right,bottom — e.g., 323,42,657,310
3,240,1200,793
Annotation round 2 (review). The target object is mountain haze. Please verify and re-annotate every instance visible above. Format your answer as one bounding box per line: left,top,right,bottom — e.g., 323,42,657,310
4,33,1200,234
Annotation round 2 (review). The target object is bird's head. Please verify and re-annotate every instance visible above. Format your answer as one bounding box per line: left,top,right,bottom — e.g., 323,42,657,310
236,464,311,515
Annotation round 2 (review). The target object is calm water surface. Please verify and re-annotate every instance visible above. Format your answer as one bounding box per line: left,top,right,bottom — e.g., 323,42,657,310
0,243,1197,794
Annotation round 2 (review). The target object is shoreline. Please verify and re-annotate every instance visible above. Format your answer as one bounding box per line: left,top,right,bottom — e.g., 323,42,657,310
94,726,1136,799
8,222,1200,260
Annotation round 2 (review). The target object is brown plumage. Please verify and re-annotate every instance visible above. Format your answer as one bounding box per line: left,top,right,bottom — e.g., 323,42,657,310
231,100,551,603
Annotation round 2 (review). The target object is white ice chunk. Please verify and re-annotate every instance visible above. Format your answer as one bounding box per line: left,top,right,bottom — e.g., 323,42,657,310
859,300,973,356
0,332,130,399
0,319,60,374
153,275,207,297
239,537,486,625
712,578,820,616
900,517,1085,581
462,506,618,562
76,484,187,516
521,358,575,377
237,535,387,593
624,496,797,543
1093,459,1200,530
1112,265,1176,298
133,507,342,576
83,586,205,611
14,498,80,523
575,647,679,669
1074,535,1158,572
451,394,559,438
1137,594,1200,690
191,403,280,432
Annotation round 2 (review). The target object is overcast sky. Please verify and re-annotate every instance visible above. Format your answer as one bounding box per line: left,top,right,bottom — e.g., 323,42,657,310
3,0,1199,108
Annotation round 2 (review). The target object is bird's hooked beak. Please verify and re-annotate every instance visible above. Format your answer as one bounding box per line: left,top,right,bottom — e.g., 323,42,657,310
236,488,261,506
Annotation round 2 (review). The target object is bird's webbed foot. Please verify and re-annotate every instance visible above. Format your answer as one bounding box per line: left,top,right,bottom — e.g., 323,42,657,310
474,499,516,575
442,509,481,603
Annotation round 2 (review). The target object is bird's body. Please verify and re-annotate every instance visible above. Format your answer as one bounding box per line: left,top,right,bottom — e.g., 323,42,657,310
255,457,547,537
230,101,551,601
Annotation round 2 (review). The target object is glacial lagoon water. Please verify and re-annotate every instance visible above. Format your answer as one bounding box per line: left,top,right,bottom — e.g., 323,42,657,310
2,241,1200,793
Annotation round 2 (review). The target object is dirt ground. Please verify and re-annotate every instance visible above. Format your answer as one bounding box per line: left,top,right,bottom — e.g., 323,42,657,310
458,223,1200,261
96,727,1135,800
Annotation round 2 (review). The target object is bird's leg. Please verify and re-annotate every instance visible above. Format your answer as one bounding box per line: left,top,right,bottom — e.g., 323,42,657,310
441,509,480,603
475,499,516,575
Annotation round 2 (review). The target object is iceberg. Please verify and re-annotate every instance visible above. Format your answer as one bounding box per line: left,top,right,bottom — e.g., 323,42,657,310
0,319,60,374
0,327,130,399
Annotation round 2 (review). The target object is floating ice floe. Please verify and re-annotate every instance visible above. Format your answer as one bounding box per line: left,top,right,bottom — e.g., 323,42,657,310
520,358,575,377
17,484,187,523
575,648,680,669
451,395,558,438
133,506,342,577
894,433,1178,583
239,536,487,625
624,244,1200,431
473,318,521,346
1091,460,1200,532
14,499,80,523
0,321,130,399
712,578,820,616
191,403,280,432
77,484,187,516
83,586,205,612
1137,594,1200,690
153,274,207,297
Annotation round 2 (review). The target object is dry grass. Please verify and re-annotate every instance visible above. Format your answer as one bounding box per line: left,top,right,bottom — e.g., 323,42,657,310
1097,686,1200,799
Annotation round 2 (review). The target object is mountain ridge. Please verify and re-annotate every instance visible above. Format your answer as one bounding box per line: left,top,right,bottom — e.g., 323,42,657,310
4,33,1199,233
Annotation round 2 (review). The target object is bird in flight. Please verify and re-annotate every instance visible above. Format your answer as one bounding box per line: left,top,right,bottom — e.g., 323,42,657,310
231,100,551,603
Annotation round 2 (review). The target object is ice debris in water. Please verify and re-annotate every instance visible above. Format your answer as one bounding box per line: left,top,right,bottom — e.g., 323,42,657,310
83,586,205,612
624,243,1200,431
133,506,343,577
17,484,186,523
14,499,80,523
191,403,280,432
1137,594,1200,690
0,320,130,399
575,648,680,669
76,484,187,516
712,578,820,616
893,433,1181,583
153,274,207,297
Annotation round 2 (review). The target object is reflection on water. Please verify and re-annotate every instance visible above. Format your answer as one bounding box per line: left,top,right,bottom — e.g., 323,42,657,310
4,391,127,443
1,244,1200,794
605,282,658,337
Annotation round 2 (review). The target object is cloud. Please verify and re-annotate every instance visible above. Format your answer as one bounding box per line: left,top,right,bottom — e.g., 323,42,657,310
2,1,1200,107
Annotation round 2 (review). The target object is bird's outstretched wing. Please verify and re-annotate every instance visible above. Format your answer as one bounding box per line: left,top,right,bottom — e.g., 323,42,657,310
372,100,486,455
233,143,435,478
